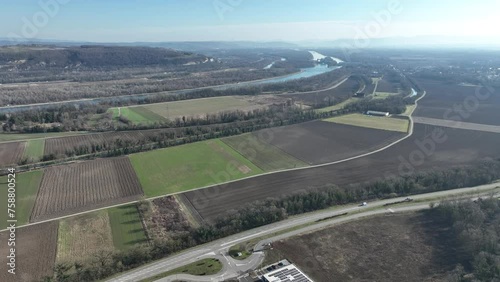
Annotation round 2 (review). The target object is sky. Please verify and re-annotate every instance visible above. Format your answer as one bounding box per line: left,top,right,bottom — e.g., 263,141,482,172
2,0,500,43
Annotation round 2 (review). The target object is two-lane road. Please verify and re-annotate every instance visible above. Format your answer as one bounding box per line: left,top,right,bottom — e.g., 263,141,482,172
108,182,499,282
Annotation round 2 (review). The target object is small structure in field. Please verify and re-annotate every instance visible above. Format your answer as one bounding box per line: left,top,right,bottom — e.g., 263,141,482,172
354,92,365,98
366,110,390,117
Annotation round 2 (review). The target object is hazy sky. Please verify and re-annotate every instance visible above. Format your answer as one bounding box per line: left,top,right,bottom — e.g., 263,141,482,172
3,0,500,42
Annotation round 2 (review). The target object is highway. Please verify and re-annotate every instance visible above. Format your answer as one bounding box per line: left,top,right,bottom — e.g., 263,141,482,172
108,182,499,282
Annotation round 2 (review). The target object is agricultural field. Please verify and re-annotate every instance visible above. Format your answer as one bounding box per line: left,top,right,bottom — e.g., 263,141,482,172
30,157,144,222
0,131,89,142
110,107,167,124
222,133,308,171
324,114,410,133
372,92,401,99
0,170,44,229
375,78,400,93
270,212,452,282
251,120,405,165
139,96,258,119
56,210,114,263
23,139,45,161
129,139,263,197
281,76,361,106
185,123,500,222
315,97,359,113
414,80,500,126
0,141,25,167
108,204,148,250
112,95,281,123
0,222,58,282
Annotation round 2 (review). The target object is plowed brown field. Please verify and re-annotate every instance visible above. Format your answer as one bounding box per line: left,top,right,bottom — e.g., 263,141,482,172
185,124,500,222
0,142,25,167
31,157,143,222
0,222,58,282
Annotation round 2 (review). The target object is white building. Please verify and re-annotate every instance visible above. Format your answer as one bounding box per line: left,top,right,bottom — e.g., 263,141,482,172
262,264,314,282
366,110,390,117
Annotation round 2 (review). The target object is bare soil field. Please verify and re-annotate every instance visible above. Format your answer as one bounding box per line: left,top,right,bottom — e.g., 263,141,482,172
414,80,500,126
0,141,25,167
31,157,144,222
281,76,360,106
254,121,405,165
185,123,500,222
0,222,58,282
375,78,400,93
271,212,453,282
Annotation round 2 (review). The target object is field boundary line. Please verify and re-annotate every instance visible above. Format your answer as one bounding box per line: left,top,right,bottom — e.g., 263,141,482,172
0,91,427,233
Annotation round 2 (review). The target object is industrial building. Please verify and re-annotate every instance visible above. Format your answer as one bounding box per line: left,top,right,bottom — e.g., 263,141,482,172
366,110,390,117
261,264,314,282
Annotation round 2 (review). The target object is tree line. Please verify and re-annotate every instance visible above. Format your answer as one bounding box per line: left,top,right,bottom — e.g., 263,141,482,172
44,159,500,281
432,198,500,281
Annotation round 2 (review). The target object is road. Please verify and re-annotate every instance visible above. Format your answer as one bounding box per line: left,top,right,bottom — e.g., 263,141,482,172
108,182,499,282
0,90,425,233
0,66,343,113
277,75,349,95
413,116,500,133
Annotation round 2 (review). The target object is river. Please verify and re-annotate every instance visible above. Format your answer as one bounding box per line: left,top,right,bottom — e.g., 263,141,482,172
0,53,342,113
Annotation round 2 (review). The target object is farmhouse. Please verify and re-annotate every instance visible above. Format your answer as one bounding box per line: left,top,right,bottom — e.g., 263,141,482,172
262,264,314,282
366,110,390,117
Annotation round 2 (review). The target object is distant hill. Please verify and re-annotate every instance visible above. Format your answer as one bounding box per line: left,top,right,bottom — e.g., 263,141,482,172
0,45,209,68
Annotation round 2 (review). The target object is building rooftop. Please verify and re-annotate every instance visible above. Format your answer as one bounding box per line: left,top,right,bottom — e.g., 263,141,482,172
262,264,314,282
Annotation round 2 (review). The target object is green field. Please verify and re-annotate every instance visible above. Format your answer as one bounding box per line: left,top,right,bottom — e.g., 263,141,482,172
324,114,410,133
0,170,44,229
0,131,89,142
222,134,307,171
372,92,400,100
56,210,114,262
23,139,45,161
140,96,254,119
402,105,417,116
110,107,166,124
315,97,359,113
140,258,223,282
129,139,263,197
108,204,148,250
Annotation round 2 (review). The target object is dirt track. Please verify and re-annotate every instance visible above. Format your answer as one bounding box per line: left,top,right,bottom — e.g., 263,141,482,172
414,116,500,133
31,157,144,222
185,123,500,222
